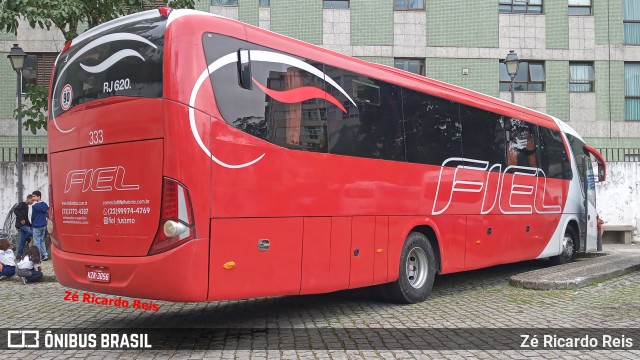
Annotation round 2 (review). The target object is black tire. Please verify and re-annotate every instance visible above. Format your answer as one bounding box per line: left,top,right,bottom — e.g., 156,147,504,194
550,227,577,265
384,231,437,304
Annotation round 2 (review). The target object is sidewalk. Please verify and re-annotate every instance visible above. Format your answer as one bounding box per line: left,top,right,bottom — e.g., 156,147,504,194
510,243,640,290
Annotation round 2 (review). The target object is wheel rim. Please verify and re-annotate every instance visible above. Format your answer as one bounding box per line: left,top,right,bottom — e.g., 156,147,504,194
406,247,428,289
562,233,574,260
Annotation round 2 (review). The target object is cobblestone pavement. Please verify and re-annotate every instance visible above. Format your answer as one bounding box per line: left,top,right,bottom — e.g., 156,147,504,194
2,250,640,358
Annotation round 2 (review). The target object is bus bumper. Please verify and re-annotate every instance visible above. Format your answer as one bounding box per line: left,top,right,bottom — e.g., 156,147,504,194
51,238,209,302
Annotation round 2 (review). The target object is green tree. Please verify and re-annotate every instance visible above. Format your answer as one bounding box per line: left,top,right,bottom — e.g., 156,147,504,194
0,0,195,134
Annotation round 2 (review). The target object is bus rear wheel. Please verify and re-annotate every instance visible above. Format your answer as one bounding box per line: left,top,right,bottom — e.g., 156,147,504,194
551,227,577,265
385,232,436,304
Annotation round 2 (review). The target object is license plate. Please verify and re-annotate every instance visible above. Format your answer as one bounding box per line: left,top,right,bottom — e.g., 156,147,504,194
87,267,110,283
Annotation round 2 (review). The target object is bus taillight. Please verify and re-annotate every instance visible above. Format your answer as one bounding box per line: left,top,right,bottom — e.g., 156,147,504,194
148,177,195,256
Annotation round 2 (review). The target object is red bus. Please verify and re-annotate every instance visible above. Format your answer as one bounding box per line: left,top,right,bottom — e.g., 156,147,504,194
48,8,606,304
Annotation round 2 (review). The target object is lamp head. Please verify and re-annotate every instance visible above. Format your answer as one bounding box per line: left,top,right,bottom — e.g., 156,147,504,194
504,50,520,77
7,43,27,72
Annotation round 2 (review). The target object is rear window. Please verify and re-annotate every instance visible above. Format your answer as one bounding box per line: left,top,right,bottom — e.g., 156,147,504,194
51,14,165,118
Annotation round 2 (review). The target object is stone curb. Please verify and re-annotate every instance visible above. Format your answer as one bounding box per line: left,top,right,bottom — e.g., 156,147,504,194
509,256,640,290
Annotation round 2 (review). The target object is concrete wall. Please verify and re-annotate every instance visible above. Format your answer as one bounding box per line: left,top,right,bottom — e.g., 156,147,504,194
2,161,637,242
0,162,48,228
596,162,640,242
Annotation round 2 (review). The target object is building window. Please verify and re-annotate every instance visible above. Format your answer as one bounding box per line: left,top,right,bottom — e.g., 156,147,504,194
625,63,640,120
499,61,545,91
21,55,37,94
624,0,640,44
323,0,349,9
211,0,237,5
394,58,425,75
20,53,56,94
394,0,425,10
499,0,543,14
568,0,591,15
259,0,270,6
569,62,594,92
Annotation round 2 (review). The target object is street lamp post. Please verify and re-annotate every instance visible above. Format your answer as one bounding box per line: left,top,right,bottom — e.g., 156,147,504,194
7,44,27,204
503,50,520,103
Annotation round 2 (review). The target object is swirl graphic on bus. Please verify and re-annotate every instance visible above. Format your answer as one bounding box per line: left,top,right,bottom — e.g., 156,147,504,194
189,50,357,169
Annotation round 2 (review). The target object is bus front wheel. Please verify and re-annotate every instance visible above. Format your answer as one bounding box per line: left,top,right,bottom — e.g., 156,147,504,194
551,227,577,265
385,232,436,304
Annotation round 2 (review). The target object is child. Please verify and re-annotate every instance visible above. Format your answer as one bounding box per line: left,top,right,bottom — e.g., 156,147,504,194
0,238,16,280
16,246,43,284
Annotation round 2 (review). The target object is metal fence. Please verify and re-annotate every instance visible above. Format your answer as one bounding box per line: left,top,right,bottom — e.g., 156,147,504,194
0,147,47,162
0,146,638,163
596,148,640,163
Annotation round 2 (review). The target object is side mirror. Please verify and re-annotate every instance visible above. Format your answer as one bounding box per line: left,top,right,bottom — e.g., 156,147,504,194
583,145,606,182
237,49,252,90
598,163,605,182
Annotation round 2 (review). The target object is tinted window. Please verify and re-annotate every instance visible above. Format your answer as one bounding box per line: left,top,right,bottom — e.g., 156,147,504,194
203,33,328,152
51,15,166,117
325,66,405,161
539,127,572,179
460,104,507,169
585,153,596,206
403,88,462,166
506,118,539,168
566,133,586,186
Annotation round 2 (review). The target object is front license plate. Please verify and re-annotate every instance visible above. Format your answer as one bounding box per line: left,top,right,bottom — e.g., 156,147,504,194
87,267,110,283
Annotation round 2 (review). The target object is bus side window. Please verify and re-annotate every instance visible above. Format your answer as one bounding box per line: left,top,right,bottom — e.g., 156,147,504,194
324,65,405,161
506,118,538,168
203,33,328,153
460,104,506,169
584,152,596,206
353,80,380,106
237,49,252,90
402,88,462,166
540,127,572,180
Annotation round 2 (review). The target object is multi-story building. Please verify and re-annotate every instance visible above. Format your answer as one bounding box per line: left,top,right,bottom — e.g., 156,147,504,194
1,0,639,158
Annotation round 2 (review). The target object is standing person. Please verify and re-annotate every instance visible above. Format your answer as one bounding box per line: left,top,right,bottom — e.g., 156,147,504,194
31,190,49,261
0,238,17,280
597,215,605,252
14,194,35,258
16,246,42,284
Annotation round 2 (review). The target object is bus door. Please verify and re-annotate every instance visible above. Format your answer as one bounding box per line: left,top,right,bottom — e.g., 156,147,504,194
583,145,606,251
581,153,597,251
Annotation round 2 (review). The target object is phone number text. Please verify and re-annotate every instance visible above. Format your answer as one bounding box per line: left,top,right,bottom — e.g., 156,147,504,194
104,207,151,215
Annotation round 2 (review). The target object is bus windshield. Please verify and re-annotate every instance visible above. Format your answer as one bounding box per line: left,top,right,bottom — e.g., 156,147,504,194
51,13,165,118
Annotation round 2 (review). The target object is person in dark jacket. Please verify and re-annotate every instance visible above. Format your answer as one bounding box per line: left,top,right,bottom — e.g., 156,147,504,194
14,194,35,258
31,191,49,261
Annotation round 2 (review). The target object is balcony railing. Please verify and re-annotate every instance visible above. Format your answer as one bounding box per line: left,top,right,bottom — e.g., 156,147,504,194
1,147,638,164
596,148,640,163
0,147,47,162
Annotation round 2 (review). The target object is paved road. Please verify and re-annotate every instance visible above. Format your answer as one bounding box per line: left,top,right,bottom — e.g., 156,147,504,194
2,254,640,358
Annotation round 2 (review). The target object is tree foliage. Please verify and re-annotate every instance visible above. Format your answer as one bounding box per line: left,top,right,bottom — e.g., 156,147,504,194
0,0,195,133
